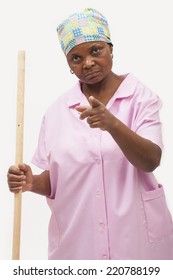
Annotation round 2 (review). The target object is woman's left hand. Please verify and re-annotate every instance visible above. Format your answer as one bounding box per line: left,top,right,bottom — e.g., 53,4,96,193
76,96,115,131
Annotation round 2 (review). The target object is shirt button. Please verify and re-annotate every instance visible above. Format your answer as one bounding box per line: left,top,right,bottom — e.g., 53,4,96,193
102,255,108,260
96,190,100,197
95,158,101,164
99,223,105,229
93,129,100,137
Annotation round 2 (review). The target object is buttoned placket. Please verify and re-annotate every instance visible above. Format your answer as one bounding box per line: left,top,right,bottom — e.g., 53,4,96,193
71,93,111,259
92,128,110,260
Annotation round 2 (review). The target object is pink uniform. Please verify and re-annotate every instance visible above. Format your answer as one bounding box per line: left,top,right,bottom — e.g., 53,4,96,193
32,73,173,259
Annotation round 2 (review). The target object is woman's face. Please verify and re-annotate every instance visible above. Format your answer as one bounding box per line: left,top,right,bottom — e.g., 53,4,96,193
66,41,113,85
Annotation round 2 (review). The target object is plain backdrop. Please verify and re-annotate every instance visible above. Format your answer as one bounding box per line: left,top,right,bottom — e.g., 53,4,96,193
0,0,173,260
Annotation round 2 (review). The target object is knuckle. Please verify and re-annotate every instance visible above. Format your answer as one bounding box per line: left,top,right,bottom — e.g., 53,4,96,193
87,116,91,124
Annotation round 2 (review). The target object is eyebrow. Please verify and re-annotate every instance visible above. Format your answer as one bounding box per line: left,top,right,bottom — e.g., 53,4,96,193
69,42,104,57
88,42,104,49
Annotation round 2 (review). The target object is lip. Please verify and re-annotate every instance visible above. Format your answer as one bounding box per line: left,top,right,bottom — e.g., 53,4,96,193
84,71,100,80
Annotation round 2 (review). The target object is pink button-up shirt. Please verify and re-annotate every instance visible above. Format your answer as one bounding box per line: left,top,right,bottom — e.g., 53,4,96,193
32,73,173,259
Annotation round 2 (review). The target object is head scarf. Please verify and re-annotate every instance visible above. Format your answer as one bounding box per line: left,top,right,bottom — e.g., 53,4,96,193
57,8,112,55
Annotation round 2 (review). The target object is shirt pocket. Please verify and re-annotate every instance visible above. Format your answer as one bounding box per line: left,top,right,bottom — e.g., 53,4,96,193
142,184,173,243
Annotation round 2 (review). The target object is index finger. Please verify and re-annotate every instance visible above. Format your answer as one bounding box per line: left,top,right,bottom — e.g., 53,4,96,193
8,165,24,175
89,96,102,108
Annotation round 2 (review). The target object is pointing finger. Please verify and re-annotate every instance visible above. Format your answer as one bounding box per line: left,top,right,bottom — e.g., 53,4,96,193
89,96,102,108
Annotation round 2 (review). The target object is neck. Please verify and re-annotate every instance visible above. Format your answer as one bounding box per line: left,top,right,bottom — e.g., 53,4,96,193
81,72,124,105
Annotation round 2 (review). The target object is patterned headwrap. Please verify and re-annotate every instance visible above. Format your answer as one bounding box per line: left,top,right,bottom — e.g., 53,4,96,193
57,8,113,55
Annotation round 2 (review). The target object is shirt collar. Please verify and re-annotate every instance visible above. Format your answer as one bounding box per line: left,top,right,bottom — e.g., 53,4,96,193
66,73,138,108
113,73,138,99
66,82,83,108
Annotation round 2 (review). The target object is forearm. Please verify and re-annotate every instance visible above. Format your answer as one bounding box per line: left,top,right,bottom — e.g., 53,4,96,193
107,117,162,172
76,97,162,172
31,171,51,197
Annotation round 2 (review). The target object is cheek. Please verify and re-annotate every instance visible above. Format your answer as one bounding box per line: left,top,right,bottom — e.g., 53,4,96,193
103,57,113,73
72,66,83,78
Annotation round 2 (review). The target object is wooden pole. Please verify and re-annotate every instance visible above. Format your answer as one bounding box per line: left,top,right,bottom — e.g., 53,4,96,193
12,50,25,260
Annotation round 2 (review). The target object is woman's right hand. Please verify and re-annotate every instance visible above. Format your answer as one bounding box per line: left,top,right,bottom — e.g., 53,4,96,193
7,163,33,193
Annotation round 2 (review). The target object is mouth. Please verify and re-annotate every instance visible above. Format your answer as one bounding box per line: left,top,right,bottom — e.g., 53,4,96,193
84,71,100,80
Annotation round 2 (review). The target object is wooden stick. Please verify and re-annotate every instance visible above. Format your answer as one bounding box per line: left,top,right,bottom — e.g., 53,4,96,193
12,50,25,260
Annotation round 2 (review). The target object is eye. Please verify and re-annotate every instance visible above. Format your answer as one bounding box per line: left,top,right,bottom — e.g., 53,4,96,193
92,48,101,56
72,56,81,64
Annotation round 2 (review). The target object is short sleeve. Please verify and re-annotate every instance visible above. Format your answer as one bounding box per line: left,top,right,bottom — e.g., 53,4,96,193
32,115,50,171
134,91,163,149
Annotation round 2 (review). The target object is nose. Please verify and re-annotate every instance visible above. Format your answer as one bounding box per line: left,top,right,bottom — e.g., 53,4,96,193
83,55,95,69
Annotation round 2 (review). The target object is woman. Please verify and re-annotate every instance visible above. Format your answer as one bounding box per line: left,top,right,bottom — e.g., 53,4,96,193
7,8,173,259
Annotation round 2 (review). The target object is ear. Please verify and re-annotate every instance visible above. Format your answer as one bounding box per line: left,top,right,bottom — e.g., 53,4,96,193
108,44,113,54
109,45,113,58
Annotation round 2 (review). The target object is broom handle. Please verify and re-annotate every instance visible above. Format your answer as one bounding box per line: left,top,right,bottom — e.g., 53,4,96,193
12,50,25,260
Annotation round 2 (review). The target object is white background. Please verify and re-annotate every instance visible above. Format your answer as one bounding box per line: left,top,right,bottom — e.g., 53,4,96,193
0,0,173,260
